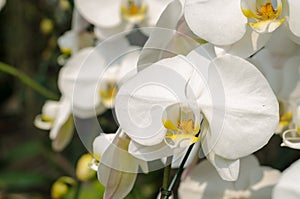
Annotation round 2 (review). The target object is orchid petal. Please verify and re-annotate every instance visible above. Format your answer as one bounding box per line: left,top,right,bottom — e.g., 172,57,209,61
0,0,5,11
94,22,134,40
285,25,300,45
240,0,260,19
215,26,271,58
170,141,201,168
287,0,300,37
117,48,140,84
71,8,90,33
49,98,72,140
249,18,285,33
75,0,121,27
57,31,78,54
178,155,280,198
137,0,188,70
58,47,105,118
196,54,278,159
115,55,199,145
281,129,300,150
99,129,149,173
34,115,52,130
34,100,60,130
97,130,148,198
145,0,173,26
128,140,174,161
206,152,240,181
98,163,137,199
93,134,115,160
265,27,298,56
184,0,247,45
52,115,74,152
273,159,300,199
278,56,300,100
251,48,284,94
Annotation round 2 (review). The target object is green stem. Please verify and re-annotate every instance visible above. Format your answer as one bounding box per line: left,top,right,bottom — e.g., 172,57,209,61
161,156,172,199
163,120,204,199
0,61,59,100
74,181,82,199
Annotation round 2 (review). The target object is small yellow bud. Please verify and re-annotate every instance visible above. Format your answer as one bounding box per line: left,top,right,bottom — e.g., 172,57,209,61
59,0,71,10
51,176,76,199
76,154,96,181
51,181,68,199
40,18,54,35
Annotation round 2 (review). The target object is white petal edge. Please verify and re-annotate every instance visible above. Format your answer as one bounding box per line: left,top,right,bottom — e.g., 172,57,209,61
287,0,300,37
75,0,121,27
197,54,279,159
184,0,247,45
273,159,300,199
215,26,271,58
206,152,240,181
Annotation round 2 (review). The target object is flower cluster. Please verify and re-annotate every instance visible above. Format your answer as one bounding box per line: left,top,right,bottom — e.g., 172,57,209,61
33,0,300,198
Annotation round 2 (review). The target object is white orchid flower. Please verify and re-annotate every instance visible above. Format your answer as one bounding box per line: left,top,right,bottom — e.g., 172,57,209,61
273,158,300,199
178,155,280,199
184,0,270,57
250,27,300,101
57,9,91,55
250,28,300,135
251,51,300,102
115,44,279,181
183,0,300,57
280,101,300,150
34,47,103,151
75,0,173,39
0,0,6,11
184,0,282,44
35,37,140,151
92,129,148,199
240,0,286,33
61,37,140,114
34,98,74,151
138,0,199,68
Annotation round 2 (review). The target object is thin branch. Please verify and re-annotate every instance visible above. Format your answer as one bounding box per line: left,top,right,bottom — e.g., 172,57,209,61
0,61,59,100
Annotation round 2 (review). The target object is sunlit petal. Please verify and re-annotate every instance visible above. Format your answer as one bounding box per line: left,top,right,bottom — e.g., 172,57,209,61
184,0,247,45
179,155,280,198
75,0,121,27
194,54,278,159
215,26,271,58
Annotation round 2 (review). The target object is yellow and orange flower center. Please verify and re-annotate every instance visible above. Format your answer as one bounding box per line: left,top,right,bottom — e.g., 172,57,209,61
99,82,118,107
256,3,278,20
163,107,200,148
121,0,147,23
279,112,292,127
177,119,195,134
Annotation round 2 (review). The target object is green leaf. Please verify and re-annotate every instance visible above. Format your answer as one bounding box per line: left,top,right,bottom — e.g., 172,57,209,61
0,171,49,190
2,141,43,163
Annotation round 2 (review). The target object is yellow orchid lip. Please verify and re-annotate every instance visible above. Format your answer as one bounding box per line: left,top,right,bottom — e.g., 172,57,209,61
162,105,200,148
121,0,147,23
241,0,285,33
41,115,54,123
99,81,118,108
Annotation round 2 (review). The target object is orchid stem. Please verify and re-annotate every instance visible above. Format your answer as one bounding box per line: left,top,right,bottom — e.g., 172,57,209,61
0,61,59,100
74,181,82,199
162,120,203,199
161,156,172,199
165,141,196,198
